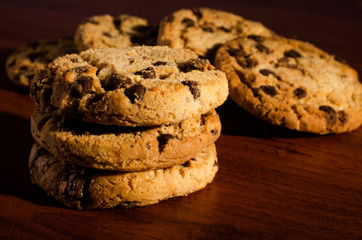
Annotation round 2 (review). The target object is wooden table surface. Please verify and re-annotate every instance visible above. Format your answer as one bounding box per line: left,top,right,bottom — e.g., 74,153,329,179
0,0,361,239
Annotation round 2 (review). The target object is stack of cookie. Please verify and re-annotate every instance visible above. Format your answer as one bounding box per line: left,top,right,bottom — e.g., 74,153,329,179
29,46,229,209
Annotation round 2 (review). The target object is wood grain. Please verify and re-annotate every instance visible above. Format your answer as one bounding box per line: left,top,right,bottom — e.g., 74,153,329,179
0,1,361,239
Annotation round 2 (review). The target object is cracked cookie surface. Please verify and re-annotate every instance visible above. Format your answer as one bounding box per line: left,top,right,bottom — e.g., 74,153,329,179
215,35,362,134
31,109,221,171
30,46,228,126
74,14,157,51
29,143,218,209
157,8,274,62
5,37,76,88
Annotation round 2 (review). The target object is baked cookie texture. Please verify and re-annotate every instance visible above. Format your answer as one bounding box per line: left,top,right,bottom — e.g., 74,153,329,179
29,143,218,209
215,35,362,134
157,8,274,61
31,109,221,171
5,37,76,88
30,46,229,126
74,14,157,51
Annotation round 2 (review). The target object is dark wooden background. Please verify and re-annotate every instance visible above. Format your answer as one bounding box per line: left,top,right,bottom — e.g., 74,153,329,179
0,0,361,239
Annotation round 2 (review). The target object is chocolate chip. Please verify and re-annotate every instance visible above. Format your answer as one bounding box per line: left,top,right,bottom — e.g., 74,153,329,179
102,32,112,37
237,56,257,69
284,49,301,58
227,48,245,57
213,160,218,167
211,129,219,135
182,18,195,27
260,85,277,96
255,43,270,53
158,134,174,152
293,88,306,99
134,67,156,79
337,111,349,125
218,26,231,32
124,84,146,103
319,105,337,125
182,160,192,167
70,75,93,98
113,17,121,29
66,170,92,202
152,61,167,66
247,35,264,42
182,80,200,99
104,74,131,90
259,69,281,80
202,26,214,32
178,58,209,72
334,56,347,64
276,57,298,69
192,8,202,19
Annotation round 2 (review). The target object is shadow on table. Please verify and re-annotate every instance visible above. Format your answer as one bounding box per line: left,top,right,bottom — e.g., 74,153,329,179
217,98,316,138
0,112,59,207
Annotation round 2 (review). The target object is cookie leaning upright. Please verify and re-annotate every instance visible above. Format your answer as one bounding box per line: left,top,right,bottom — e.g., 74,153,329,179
215,35,362,134
74,14,158,51
157,8,275,61
30,46,229,126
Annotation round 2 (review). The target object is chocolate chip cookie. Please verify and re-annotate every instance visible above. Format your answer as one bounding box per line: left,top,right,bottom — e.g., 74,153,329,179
157,8,274,61
29,143,218,209
31,46,229,126
215,35,362,134
5,37,76,88
74,14,157,51
31,109,221,171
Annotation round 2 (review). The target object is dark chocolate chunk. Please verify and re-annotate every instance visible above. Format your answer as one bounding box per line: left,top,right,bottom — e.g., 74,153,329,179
178,58,209,72
337,111,349,125
227,48,245,57
104,74,131,90
259,69,281,80
255,43,270,53
213,160,218,167
152,61,167,66
202,26,214,33
284,49,301,58
124,84,146,103
182,160,192,167
102,32,112,37
247,35,264,42
70,75,93,98
211,129,219,135
66,169,92,203
192,8,202,19
260,85,277,96
293,88,307,99
113,17,121,29
181,80,200,99
134,67,156,79
237,56,257,69
182,18,195,27
218,26,231,32
158,134,175,152
319,105,337,125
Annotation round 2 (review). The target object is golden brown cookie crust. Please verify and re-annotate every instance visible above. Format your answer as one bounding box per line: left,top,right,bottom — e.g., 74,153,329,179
29,143,218,210
215,35,362,134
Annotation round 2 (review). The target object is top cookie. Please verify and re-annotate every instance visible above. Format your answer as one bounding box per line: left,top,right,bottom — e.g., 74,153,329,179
31,46,229,126
215,35,362,134
74,14,157,51
5,37,76,88
157,8,274,61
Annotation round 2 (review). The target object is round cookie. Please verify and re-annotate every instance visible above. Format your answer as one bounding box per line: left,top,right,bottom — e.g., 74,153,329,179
30,46,229,126
157,8,274,61
31,109,221,171
74,14,157,51
5,37,76,88
215,35,362,134
29,143,218,209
